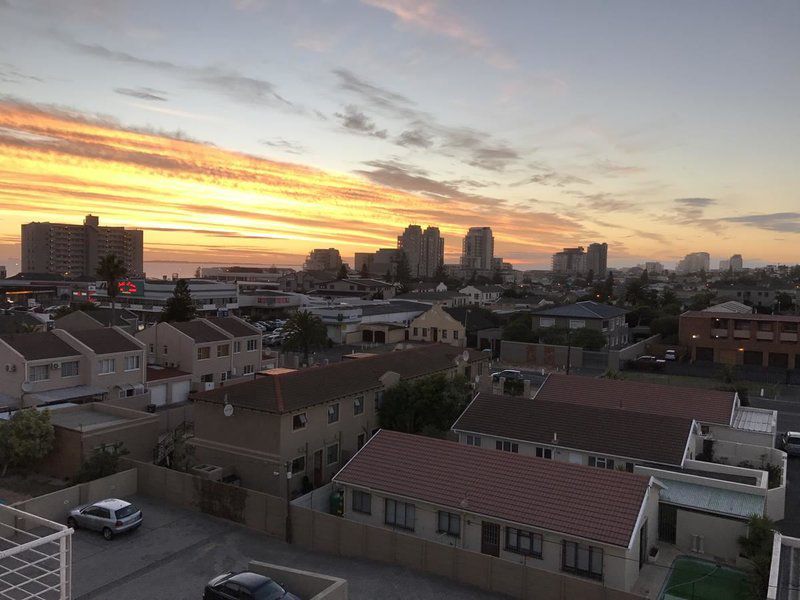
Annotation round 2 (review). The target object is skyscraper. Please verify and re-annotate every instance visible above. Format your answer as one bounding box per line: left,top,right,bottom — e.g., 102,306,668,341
460,227,494,271
304,248,342,271
729,254,743,272
397,225,423,277
586,243,608,278
551,247,586,275
397,224,444,278
676,252,710,274
21,214,143,277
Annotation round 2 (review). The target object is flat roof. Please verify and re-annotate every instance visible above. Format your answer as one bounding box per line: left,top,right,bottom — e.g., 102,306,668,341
49,407,137,431
683,311,800,323
733,407,777,434
658,477,764,519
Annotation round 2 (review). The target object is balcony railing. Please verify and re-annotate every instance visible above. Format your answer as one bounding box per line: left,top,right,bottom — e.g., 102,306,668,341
711,328,728,338
780,332,798,342
733,330,751,339
756,331,774,341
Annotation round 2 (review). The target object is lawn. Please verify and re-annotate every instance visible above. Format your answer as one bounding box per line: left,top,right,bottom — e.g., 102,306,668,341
662,557,750,600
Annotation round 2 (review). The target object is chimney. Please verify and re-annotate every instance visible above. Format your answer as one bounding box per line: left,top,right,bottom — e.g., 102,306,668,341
492,376,505,395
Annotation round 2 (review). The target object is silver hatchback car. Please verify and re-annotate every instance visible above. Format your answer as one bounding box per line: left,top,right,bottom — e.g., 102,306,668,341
67,498,142,540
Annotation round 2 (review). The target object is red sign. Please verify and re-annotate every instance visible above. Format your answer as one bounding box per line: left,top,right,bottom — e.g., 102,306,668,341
118,281,138,295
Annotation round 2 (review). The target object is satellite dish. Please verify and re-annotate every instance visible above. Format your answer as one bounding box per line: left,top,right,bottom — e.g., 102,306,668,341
223,403,234,417
21,381,32,393
462,350,469,362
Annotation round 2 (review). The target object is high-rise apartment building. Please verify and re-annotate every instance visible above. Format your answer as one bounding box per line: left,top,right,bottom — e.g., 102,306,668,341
21,214,143,277
551,247,586,275
398,225,445,279
0,265,6,279
676,252,710,274
645,262,665,275
397,225,423,277
304,248,342,272
586,242,608,278
460,227,494,271
729,254,743,272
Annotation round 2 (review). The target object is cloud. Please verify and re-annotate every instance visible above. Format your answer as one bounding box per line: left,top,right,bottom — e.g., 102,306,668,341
114,87,167,101
396,128,433,148
673,197,717,222
259,138,306,155
718,213,800,234
594,159,644,176
512,172,590,188
0,63,43,84
334,105,388,139
674,197,716,208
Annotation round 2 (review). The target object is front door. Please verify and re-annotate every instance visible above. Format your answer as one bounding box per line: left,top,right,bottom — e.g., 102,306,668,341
658,504,677,544
639,520,648,569
313,449,323,487
432,327,438,342
481,521,500,557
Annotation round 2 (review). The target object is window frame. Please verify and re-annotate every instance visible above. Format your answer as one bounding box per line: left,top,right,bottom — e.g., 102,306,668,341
326,442,339,466
562,541,603,581
61,360,79,378
352,490,372,515
437,511,461,537
292,412,308,431
588,456,615,470
327,402,340,424
217,344,230,358
124,354,140,372
535,446,553,459
291,455,305,475
506,527,543,558
196,346,210,360
465,434,481,447
246,338,258,352
384,498,415,531
233,340,241,353
353,396,364,416
29,364,50,382
98,358,116,375
496,440,519,453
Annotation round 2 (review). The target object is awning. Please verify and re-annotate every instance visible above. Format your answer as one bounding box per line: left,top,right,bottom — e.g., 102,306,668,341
733,406,776,433
27,385,107,404
659,477,764,519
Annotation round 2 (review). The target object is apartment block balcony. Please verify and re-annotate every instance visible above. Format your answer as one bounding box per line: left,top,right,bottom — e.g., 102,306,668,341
733,330,751,339
780,332,798,342
711,328,729,338
756,331,775,341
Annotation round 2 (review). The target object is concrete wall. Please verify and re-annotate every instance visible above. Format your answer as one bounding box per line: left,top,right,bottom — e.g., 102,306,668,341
248,561,348,600
289,506,644,600
11,468,138,528
500,340,584,371
674,508,747,563
609,335,660,371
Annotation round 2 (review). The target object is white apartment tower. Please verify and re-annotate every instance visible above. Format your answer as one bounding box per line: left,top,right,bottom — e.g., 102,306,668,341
676,252,710,274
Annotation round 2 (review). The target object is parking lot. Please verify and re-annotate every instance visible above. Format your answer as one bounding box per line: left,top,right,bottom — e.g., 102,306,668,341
70,495,505,600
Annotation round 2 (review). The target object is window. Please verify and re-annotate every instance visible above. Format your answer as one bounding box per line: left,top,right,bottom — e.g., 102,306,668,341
200,373,213,383
385,499,415,530
357,432,366,449
98,358,115,375
442,329,448,339
569,319,586,329
496,440,518,453
562,541,603,580
220,371,231,382
148,343,154,353
625,462,635,473
539,317,555,327
353,396,364,415
352,490,371,514
327,403,340,424
233,341,241,353
238,364,252,375
162,345,168,354
437,511,461,537
291,455,305,474
246,339,258,351
196,346,210,360
588,456,615,470
453,330,459,340
217,344,230,357
30,364,49,382
413,327,419,336
61,361,79,378
506,527,543,558
536,447,553,459
374,390,385,411
465,434,481,447
326,443,339,466
124,355,140,371
422,328,428,337
293,412,308,430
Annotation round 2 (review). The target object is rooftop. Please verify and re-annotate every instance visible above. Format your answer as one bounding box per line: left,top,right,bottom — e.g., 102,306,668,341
533,301,627,319
453,392,694,466
48,404,151,432
702,301,753,314
682,311,800,323
68,307,139,327
334,430,652,548
68,328,141,354
193,344,485,414
146,365,191,382
657,476,764,519
169,320,230,343
533,374,735,425
0,331,81,361
395,291,468,301
732,406,777,434
206,316,260,338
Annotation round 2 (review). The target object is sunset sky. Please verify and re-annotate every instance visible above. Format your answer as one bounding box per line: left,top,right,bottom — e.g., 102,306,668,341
1,0,798,272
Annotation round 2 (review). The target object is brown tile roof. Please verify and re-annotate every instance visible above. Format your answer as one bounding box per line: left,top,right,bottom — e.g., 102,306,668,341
69,329,141,354
170,320,230,343
334,430,651,547
206,316,260,338
192,344,486,414
146,366,191,382
0,332,81,361
453,393,693,466
534,374,735,425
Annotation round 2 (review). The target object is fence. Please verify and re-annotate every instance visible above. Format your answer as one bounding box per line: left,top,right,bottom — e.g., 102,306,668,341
290,506,643,600
248,561,347,600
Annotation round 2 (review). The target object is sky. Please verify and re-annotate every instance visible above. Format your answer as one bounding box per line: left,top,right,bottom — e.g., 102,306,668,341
0,0,798,272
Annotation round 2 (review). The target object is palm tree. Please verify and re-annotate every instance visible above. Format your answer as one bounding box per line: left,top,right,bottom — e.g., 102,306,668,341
282,310,328,366
96,254,127,328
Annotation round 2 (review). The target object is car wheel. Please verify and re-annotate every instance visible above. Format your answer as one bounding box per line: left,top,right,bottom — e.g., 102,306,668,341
66,517,76,529
102,527,114,541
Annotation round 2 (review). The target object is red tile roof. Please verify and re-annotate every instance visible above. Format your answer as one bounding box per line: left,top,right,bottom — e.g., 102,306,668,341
334,430,651,548
453,392,693,466
146,366,191,382
534,374,735,425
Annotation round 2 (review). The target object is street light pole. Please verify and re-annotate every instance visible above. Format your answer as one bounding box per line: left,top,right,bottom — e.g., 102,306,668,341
284,460,293,544
565,328,572,375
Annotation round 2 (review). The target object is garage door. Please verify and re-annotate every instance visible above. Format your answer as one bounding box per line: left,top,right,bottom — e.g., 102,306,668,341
172,380,190,404
150,385,166,407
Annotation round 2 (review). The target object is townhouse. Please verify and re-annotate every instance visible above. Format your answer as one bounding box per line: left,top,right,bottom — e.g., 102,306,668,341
458,284,504,306
54,308,140,334
135,316,262,391
0,327,147,410
332,429,661,593
188,345,488,497
452,374,783,564
311,278,396,300
532,301,629,348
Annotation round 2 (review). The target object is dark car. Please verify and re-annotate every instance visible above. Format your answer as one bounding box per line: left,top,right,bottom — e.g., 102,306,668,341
203,572,300,600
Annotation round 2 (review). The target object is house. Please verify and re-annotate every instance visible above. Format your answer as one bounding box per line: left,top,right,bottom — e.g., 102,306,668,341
532,301,629,348
146,366,192,408
394,291,469,308
679,310,799,369
459,284,504,306
312,278,395,300
135,316,262,391
0,312,45,334
0,328,147,410
54,308,140,334
444,307,498,349
306,300,427,345
331,429,660,593
452,374,784,563
188,345,488,497
407,304,465,347
278,270,334,293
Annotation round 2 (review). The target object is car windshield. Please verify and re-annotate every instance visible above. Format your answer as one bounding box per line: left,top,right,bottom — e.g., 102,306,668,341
787,436,800,445
114,504,139,519
253,580,286,600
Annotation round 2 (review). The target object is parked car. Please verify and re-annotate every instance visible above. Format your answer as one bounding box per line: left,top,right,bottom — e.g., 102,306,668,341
664,349,677,361
782,432,800,457
67,498,142,540
628,355,666,372
491,369,523,382
203,572,300,600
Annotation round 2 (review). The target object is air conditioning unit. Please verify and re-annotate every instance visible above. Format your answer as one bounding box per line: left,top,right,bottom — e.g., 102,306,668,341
191,464,224,482
4,363,16,372
51,363,60,370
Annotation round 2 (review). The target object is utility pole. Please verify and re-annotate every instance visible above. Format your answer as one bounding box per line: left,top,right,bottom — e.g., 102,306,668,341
284,460,293,544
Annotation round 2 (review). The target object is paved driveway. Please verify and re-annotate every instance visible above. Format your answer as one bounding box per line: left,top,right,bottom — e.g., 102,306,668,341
70,495,505,600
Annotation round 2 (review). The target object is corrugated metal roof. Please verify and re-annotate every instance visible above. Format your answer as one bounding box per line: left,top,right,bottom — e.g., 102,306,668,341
659,478,764,519
733,407,776,433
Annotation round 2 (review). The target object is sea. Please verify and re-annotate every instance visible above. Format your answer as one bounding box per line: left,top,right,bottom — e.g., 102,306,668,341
143,261,303,279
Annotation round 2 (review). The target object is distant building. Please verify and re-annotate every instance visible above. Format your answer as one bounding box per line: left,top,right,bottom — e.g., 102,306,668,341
354,248,401,278
730,254,743,272
398,224,444,278
460,227,494,271
586,243,608,278
645,262,665,275
532,301,629,348
199,266,294,283
551,247,586,275
676,252,710,274
21,214,143,278
719,259,730,272
304,248,342,272
0,266,6,279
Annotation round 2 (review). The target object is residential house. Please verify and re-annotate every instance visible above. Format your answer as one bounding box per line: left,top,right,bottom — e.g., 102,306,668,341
713,287,794,309
188,345,488,497
459,284,504,306
279,270,333,293
306,300,427,345
408,304,465,347
312,278,395,300
135,316,262,391
55,308,140,334
146,366,192,408
444,307,498,350
532,301,629,348
394,291,469,308
331,429,660,594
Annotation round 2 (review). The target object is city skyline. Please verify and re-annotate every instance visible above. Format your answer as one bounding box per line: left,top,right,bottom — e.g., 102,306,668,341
1,1,799,271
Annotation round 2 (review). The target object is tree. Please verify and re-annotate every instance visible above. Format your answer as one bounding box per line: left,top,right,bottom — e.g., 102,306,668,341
359,262,370,279
0,409,55,477
570,327,607,350
394,251,412,293
586,269,594,285
282,310,328,366
336,264,349,280
75,443,129,483
737,515,775,598
378,374,470,436
775,292,794,313
433,264,447,283
649,315,679,341
160,279,196,322
687,291,715,311
502,314,536,343
96,254,127,328
624,278,651,307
